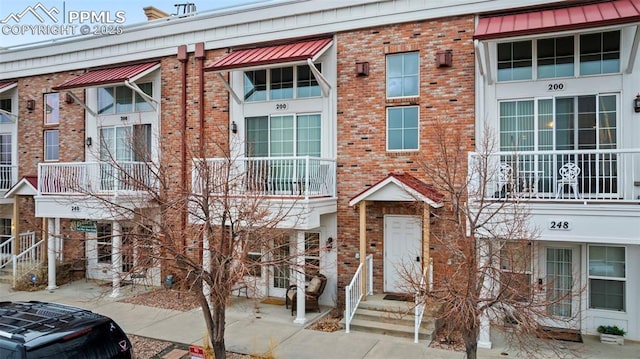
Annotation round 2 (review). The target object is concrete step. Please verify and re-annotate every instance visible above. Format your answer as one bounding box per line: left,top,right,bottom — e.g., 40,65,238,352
341,317,435,341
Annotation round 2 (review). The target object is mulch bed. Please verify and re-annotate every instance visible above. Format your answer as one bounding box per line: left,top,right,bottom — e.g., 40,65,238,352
121,288,200,311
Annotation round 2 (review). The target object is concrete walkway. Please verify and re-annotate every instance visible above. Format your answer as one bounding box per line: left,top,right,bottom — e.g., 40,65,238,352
1,281,638,358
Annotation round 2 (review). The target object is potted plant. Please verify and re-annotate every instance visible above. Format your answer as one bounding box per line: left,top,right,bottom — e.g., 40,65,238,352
597,325,626,345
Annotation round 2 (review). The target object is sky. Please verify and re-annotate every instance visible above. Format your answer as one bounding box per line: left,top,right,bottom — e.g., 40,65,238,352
0,0,264,48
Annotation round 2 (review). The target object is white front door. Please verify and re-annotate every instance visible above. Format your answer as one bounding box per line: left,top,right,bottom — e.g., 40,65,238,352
541,245,581,329
86,222,115,281
269,234,290,297
384,215,422,293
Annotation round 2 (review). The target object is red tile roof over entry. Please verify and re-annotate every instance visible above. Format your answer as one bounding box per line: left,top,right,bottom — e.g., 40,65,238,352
53,62,160,91
474,0,640,40
205,38,333,72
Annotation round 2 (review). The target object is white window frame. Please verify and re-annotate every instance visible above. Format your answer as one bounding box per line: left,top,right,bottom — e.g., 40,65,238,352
588,245,626,312
386,52,419,99
44,129,59,162
97,82,153,115
44,93,59,125
243,63,323,103
386,105,419,152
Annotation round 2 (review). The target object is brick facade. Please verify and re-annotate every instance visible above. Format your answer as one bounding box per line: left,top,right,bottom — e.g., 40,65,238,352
335,16,476,292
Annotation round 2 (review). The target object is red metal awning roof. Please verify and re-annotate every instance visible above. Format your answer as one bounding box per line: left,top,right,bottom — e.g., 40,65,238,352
474,0,640,40
205,38,333,72
53,62,160,91
0,81,17,93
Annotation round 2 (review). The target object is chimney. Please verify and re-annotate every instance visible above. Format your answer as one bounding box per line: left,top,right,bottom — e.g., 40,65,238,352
143,6,170,20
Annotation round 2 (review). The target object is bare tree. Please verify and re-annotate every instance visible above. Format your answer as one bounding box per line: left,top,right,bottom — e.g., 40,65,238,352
50,129,325,359
409,118,582,359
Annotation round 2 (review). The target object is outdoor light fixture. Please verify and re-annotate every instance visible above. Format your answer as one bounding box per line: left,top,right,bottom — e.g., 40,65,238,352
436,50,453,67
634,94,640,113
355,62,369,76
26,100,35,112
86,137,92,147
231,121,238,134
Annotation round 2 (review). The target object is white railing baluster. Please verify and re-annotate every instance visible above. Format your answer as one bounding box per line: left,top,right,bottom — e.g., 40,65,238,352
345,254,373,334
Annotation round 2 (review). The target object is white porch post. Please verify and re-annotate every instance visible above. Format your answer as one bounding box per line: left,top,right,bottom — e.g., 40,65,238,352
477,238,492,349
46,218,58,290
294,231,306,324
110,221,122,297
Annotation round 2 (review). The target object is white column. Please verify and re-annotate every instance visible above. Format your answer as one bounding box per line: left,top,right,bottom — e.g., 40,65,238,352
110,221,122,297
294,231,306,324
46,218,58,290
477,238,492,349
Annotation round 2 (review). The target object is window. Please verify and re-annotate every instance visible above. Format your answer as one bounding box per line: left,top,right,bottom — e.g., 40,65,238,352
244,64,322,102
100,124,151,162
247,252,262,277
0,218,11,242
97,83,153,115
386,52,419,98
245,114,321,157
44,93,59,124
0,134,11,189
497,31,620,82
498,41,532,81
44,129,59,161
580,31,620,75
97,223,112,264
387,106,419,151
589,246,625,311
0,98,12,123
537,36,574,78
304,232,320,280
500,241,532,302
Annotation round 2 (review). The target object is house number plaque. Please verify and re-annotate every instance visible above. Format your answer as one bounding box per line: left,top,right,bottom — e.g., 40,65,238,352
548,220,571,230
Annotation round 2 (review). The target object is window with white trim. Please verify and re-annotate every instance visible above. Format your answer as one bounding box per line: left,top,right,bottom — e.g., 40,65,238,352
304,232,320,281
386,52,419,98
97,83,153,115
245,114,321,157
244,64,322,102
44,93,59,125
97,223,112,264
589,245,625,311
497,30,620,82
387,106,419,151
0,134,12,189
500,241,532,302
0,98,12,123
44,129,59,161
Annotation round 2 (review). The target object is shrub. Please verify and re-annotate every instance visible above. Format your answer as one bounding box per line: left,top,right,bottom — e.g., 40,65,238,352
597,325,626,336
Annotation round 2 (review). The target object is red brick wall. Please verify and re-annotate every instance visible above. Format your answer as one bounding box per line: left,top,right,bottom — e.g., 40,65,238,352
335,16,476,294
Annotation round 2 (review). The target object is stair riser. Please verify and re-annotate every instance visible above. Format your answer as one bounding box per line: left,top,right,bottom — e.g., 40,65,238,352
353,313,434,329
347,323,433,340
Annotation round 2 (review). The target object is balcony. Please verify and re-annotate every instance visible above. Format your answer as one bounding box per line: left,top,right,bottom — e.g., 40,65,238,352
38,162,158,195
0,165,18,191
192,157,336,199
469,149,640,202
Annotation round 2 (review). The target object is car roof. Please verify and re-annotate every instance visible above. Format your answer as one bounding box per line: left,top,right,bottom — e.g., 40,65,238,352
0,301,110,349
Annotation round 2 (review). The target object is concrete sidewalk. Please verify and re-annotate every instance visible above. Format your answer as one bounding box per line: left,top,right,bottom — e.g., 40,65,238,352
1,281,638,358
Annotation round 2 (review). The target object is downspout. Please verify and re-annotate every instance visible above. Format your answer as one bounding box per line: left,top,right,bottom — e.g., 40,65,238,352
178,45,188,250
195,42,206,264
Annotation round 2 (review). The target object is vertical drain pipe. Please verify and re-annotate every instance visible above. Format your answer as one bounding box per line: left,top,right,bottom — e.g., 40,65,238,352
195,42,206,264
177,45,188,250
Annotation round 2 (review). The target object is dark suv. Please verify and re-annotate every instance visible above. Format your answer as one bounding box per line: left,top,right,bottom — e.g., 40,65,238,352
0,301,133,358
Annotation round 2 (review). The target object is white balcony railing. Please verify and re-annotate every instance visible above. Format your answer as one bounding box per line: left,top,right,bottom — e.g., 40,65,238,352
0,165,18,191
192,157,336,199
38,162,158,195
469,149,640,202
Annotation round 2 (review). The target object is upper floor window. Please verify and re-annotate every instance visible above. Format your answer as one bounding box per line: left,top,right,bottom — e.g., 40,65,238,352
580,31,620,75
244,64,322,102
98,83,153,115
44,93,59,125
44,129,59,161
386,52,419,98
498,41,532,81
497,30,620,82
537,36,574,79
0,98,11,123
246,114,321,157
387,106,419,151
100,124,152,162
